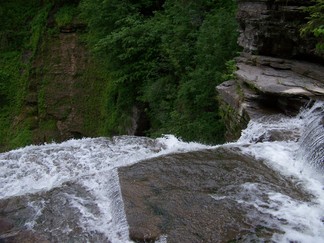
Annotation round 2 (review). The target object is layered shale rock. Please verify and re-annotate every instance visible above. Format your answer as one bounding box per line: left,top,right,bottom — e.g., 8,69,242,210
236,0,319,59
217,0,324,141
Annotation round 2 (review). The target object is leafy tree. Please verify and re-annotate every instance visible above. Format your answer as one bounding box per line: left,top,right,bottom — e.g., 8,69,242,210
79,0,239,143
301,0,324,53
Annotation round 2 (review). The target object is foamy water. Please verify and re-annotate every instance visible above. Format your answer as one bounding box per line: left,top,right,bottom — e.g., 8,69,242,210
0,101,323,242
0,135,211,242
235,101,324,242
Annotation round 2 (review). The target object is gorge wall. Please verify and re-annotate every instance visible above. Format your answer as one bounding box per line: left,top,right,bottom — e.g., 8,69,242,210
217,0,324,141
13,4,109,146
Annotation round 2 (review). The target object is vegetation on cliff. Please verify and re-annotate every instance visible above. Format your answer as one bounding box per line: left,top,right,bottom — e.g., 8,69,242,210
302,0,324,53
0,0,239,150
79,0,239,143
0,0,322,150
0,0,51,150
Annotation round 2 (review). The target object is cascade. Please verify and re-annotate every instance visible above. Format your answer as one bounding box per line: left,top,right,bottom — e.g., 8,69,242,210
0,102,323,242
298,101,324,170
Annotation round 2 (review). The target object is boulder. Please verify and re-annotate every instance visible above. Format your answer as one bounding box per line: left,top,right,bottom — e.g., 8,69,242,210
119,147,310,242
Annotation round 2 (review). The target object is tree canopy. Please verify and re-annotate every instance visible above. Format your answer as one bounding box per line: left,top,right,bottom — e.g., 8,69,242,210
80,0,239,144
302,0,324,53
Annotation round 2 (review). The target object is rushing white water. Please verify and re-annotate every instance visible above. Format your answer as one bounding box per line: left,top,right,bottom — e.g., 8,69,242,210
0,101,323,242
236,100,324,242
0,135,211,242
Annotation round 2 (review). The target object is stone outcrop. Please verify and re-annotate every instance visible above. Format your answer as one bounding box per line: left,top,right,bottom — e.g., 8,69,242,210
119,147,310,242
217,0,324,141
236,0,320,60
23,32,88,143
118,1,324,241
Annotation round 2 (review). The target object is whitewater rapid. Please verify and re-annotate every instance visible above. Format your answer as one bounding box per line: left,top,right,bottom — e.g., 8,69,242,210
0,101,323,242
235,100,324,242
0,135,211,242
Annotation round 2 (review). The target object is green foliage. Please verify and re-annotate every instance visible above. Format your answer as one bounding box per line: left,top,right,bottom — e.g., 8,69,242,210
301,0,324,53
29,3,52,54
0,0,40,51
222,60,237,81
55,5,78,27
0,1,52,150
0,0,240,149
0,70,10,104
9,126,32,149
80,0,239,144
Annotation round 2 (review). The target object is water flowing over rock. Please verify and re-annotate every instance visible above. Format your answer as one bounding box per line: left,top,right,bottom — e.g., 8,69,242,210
0,136,209,242
119,101,324,243
1,1,323,242
298,101,324,170
0,102,323,242
119,147,309,242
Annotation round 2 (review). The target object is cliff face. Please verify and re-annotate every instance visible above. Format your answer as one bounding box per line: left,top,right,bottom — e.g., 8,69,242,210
11,3,118,146
27,31,88,142
217,0,324,141
237,0,319,60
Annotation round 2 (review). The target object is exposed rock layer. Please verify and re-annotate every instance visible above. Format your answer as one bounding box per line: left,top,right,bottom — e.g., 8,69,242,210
237,0,320,60
217,0,324,141
23,32,88,143
118,1,324,241
119,147,309,242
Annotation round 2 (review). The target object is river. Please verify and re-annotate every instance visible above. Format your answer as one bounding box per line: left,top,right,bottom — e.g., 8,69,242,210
0,101,323,242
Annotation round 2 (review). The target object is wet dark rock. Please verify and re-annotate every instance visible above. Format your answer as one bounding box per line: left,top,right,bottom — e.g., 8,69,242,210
0,230,50,243
0,217,49,243
129,226,159,243
236,0,320,60
236,62,324,98
59,23,87,33
0,182,107,243
0,218,14,234
119,147,310,242
217,53,324,141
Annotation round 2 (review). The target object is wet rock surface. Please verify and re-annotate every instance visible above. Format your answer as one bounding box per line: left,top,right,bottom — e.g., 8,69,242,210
0,216,50,243
119,146,310,243
0,182,107,243
217,53,324,141
236,55,324,98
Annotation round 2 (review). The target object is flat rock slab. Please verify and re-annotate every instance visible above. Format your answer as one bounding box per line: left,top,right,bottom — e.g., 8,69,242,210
236,63,324,97
119,146,309,243
216,80,287,119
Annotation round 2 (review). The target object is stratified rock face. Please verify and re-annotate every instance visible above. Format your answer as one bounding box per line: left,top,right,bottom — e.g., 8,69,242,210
217,0,324,141
237,0,318,60
28,32,88,143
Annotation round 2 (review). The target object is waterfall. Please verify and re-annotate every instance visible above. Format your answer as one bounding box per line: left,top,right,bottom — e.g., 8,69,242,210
0,102,323,242
298,101,324,170
236,100,324,242
0,136,209,242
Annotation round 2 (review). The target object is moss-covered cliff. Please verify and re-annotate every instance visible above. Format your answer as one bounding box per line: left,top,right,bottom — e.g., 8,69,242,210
2,0,321,150
0,1,113,151
0,0,239,151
